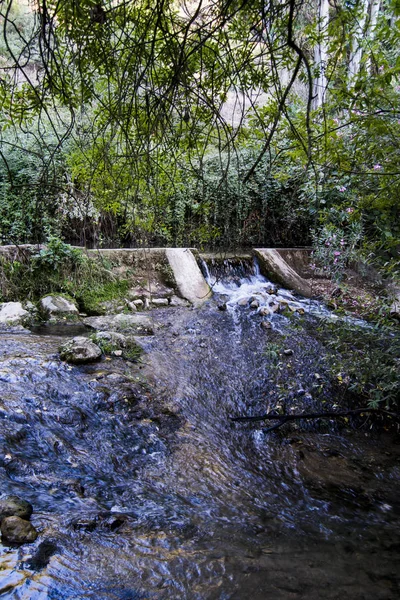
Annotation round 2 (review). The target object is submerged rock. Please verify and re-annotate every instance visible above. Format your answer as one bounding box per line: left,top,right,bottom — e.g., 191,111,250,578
0,495,33,522
1,516,38,544
40,295,79,317
59,337,102,364
0,302,29,325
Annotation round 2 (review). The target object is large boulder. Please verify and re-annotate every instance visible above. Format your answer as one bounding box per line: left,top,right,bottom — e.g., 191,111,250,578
1,516,38,544
0,302,29,325
0,495,33,522
83,314,154,335
59,336,102,364
40,295,79,317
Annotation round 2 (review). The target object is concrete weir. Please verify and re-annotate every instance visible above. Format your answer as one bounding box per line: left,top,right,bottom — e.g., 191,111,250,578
254,248,312,297
166,248,211,307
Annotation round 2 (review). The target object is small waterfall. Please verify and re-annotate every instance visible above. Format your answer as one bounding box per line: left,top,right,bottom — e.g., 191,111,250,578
198,253,363,325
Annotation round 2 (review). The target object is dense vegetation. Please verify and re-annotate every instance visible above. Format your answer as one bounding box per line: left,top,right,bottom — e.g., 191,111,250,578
0,0,399,280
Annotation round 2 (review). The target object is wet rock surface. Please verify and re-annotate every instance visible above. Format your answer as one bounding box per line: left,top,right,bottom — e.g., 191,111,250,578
59,336,102,363
84,313,155,335
0,495,33,522
1,516,38,544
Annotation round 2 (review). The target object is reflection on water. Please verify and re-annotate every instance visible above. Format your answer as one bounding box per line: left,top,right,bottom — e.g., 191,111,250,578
0,263,399,598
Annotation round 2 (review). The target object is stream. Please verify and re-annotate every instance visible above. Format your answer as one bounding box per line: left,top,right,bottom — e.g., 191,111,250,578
0,259,399,599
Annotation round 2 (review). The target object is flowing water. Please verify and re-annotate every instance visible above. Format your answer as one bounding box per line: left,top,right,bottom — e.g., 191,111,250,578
0,259,399,599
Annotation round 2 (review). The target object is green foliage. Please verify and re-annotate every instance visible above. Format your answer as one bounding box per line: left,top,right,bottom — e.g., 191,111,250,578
312,214,364,283
318,320,400,411
0,236,126,307
76,280,130,315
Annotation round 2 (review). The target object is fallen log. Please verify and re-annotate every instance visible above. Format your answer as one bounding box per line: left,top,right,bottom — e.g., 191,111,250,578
230,408,399,433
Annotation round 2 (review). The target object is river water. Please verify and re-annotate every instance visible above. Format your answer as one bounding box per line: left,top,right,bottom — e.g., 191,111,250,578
0,260,399,599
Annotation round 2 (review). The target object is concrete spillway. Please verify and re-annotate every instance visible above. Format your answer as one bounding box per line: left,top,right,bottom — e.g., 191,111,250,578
254,248,312,297
166,248,211,307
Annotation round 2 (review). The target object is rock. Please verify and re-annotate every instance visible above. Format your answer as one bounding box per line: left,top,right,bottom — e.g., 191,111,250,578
237,298,250,307
0,495,33,522
259,307,271,316
269,303,280,313
296,388,306,396
1,516,38,544
93,331,127,347
283,349,294,356
0,302,29,325
59,337,102,364
267,286,278,295
218,303,227,311
250,300,259,309
132,299,144,307
83,314,154,335
170,295,190,307
151,298,169,306
126,301,137,312
40,296,78,317
261,320,272,330
112,350,123,357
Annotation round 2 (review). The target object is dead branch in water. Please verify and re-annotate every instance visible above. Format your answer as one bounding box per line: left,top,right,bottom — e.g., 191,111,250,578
230,408,399,433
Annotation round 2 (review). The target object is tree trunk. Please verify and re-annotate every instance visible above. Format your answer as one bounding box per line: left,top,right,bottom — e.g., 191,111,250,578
313,0,329,109
349,0,370,81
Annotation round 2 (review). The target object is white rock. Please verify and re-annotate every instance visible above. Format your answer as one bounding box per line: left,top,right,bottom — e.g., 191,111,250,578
170,295,190,307
151,298,169,306
0,302,29,324
40,295,78,316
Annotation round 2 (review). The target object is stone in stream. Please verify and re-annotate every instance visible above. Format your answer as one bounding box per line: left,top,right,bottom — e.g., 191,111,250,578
151,298,169,307
59,337,102,364
126,301,138,312
283,349,294,356
83,314,154,335
261,320,272,330
0,495,33,522
0,302,29,325
1,516,38,544
40,295,79,317
269,303,280,313
237,297,250,307
92,331,127,348
218,302,227,311
259,306,271,316
169,295,190,307
250,300,259,309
